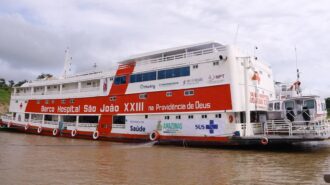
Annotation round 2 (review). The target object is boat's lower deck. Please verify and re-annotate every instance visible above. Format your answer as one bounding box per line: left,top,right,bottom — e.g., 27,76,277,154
1,120,329,148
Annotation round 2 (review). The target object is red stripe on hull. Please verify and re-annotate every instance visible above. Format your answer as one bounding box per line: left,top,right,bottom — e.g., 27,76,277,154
25,85,232,114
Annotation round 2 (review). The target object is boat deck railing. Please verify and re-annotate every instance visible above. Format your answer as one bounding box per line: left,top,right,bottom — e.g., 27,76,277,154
263,119,330,137
135,46,226,66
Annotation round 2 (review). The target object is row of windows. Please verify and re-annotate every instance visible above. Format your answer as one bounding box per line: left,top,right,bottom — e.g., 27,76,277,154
157,66,190,80
130,71,157,83
109,90,194,101
36,99,75,105
33,89,195,105
115,114,222,122
115,66,190,85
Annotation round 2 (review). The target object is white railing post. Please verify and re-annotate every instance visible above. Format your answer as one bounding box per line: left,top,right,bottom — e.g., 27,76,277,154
78,82,81,92
76,116,79,129
42,114,45,126
60,84,63,95
289,122,292,136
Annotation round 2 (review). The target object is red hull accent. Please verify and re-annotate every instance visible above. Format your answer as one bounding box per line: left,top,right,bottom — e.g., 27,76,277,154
25,85,232,114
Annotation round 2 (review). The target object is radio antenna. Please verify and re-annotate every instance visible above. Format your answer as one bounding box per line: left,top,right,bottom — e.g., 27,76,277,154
62,47,72,79
295,46,299,81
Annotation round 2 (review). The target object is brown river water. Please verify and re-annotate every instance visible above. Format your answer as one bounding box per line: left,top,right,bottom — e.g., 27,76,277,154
0,132,330,185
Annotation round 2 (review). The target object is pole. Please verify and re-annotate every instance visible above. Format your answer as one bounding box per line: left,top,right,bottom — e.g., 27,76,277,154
244,57,250,136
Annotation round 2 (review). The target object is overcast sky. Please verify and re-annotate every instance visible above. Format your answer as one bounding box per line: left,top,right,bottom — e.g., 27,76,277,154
0,0,330,97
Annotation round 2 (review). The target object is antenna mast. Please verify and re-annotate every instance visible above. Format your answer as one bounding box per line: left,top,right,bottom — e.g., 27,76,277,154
294,46,302,96
295,47,299,81
62,48,72,79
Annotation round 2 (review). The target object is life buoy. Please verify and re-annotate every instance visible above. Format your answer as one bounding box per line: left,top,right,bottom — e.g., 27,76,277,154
71,129,77,137
261,137,268,145
229,115,234,123
37,127,42,134
92,131,99,140
24,124,29,131
149,131,160,141
52,128,58,136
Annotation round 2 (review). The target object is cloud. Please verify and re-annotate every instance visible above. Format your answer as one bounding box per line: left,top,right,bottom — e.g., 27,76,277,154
0,0,329,97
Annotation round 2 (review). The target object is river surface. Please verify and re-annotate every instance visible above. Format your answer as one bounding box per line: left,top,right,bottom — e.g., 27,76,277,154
0,132,330,185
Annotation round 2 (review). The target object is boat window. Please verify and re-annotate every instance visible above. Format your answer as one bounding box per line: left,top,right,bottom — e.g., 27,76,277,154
113,115,125,125
322,103,326,111
157,66,190,80
303,100,315,109
176,115,181,119
166,91,172,97
285,101,294,110
215,114,221,118
79,116,99,123
130,71,156,83
62,115,76,122
139,93,147,99
114,76,126,85
184,90,194,96
274,102,281,110
188,115,194,119
44,115,57,121
281,85,287,91
268,103,273,111
109,96,117,101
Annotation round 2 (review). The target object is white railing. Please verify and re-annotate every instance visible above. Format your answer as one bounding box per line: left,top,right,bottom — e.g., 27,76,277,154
77,123,98,127
46,90,60,95
80,87,99,92
62,89,79,94
136,46,225,66
63,122,76,127
264,119,330,136
31,119,42,123
1,115,13,122
44,121,59,125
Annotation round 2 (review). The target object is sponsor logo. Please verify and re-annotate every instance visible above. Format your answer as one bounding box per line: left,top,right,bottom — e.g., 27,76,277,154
208,74,225,83
129,120,145,124
159,82,179,87
162,122,182,134
183,78,203,85
140,84,156,89
130,125,146,132
195,120,218,134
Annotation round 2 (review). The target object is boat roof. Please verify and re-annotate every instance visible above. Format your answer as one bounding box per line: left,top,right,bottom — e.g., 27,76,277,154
119,41,223,64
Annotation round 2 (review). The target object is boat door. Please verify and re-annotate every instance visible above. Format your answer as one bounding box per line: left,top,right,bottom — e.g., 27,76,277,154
98,115,112,136
302,99,316,120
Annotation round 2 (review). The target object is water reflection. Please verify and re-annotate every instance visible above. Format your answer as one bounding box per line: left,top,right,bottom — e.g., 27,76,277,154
0,132,329,185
